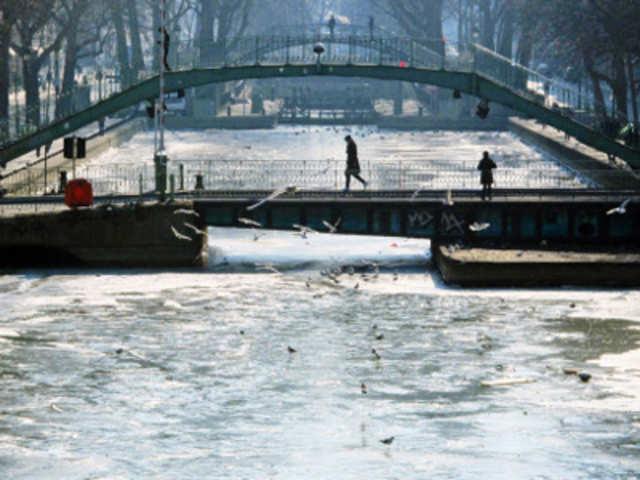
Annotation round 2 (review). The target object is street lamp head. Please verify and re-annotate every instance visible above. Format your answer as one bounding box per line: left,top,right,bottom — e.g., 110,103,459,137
313,43,325,55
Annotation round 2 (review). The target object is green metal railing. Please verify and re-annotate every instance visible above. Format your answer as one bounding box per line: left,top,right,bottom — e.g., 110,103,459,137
1,34,636,170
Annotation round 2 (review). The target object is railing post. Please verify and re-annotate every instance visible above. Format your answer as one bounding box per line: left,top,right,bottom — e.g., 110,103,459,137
471,43,477,73
255,37,260,65
285,36,290,64
410,40,415,67
179,163,184,190
348,36,353,64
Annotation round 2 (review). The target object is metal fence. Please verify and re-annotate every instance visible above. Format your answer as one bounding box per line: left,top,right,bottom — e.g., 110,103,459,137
2,158,614,198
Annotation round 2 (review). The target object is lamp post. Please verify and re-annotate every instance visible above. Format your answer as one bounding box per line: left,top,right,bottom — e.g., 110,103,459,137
154,0,168,198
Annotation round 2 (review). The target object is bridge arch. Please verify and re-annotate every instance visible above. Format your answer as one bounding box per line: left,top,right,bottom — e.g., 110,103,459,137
2,63,640,170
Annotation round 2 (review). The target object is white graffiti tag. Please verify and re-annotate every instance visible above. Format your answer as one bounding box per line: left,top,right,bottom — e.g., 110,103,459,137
408,211,434,229
441,212,465,234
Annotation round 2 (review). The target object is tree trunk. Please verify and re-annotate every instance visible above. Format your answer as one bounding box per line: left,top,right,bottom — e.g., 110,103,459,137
152,1,160,72
428,0,444,56
584,52,607,119
56,21,78,119
497,5,514,59
627,54,639,134
21,55,41,129
479,0,494,50
110,0,131,89
198,0,215,67
611,53,628,121
127,0,145,81
0,27,10,137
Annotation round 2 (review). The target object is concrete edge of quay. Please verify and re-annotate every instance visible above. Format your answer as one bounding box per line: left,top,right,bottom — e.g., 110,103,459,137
431,241,640,287
508,117,640,190
0,201,208,269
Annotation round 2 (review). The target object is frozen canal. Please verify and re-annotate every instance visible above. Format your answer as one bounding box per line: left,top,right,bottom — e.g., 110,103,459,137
0,127,638,479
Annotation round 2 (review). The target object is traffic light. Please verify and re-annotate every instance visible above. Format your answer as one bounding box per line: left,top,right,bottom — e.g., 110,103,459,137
63,137,87,158
63,137,74,158
76,138,86,158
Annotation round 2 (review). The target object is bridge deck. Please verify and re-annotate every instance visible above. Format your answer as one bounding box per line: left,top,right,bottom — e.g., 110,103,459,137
1,189,637,243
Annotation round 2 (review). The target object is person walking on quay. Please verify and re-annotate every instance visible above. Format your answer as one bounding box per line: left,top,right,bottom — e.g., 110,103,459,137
328,14,336,37
344,135,368,192
478,151,497,200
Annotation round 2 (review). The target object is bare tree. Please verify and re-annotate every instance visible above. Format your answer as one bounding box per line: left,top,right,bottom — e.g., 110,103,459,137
372,0,444,54
11,0,65,129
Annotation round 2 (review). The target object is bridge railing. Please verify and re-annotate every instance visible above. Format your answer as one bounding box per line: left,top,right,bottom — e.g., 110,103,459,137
1,34,621,158
470,44,626,136
2,158,613,198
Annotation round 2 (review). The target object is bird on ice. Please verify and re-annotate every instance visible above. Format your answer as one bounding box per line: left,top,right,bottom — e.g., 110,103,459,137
380,436,394,445
606,199,630,215
293,224,317,239
252,229,267,241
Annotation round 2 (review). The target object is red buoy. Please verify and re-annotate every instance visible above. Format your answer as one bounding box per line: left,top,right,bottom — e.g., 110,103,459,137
64,179,94,208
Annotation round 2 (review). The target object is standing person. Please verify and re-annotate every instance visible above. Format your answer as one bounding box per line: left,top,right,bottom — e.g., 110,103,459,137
477,151,497,200
328,15,336,37
344,135,367,191
369,16,375,39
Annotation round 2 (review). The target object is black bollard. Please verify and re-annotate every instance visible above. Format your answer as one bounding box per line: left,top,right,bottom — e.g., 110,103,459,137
58,171,68,193
195,174,204,190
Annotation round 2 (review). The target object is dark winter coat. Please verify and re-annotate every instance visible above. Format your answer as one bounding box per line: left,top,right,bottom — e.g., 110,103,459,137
478,156,497,185
346,139,360,171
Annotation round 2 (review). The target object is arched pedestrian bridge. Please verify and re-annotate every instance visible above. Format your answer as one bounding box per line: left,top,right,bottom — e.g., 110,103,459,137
2,34,639,170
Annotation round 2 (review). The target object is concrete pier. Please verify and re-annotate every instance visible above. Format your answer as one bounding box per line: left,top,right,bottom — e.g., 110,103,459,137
432,242,640,287
0,202,207,268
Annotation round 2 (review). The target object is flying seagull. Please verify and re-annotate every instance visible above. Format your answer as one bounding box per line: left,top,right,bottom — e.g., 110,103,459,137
322,217,342,233
183,222,206,236
606,199,630,215
170,225,192,242
469,222,491,232
256,263,280,274
247,186,297,211
173,208,200,217
443,189,454,206
238,217,262,228
372,348,381,360
410,185,428,200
